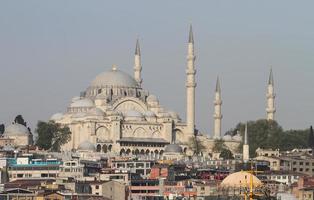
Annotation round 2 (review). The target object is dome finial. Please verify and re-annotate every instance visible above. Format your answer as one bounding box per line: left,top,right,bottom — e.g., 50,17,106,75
112,64,117,71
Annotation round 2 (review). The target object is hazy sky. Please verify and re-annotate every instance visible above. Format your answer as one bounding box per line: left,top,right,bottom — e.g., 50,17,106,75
0,1,313,136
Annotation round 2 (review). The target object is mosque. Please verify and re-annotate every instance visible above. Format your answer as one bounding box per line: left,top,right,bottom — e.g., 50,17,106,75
50,26,276,158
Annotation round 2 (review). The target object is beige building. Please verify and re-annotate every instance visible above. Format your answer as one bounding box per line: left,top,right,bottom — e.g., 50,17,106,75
2,123,32,147
51,27,244,158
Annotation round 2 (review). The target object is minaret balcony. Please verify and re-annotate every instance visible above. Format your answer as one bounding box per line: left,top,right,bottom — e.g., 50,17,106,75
266,108,276,113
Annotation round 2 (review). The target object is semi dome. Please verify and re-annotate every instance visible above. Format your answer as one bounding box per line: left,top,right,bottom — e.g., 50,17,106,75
87,108,104,116
147,95,159,103
124,110,144,121
70,98,94,108
144,111,156,118
164,144,183,153
3,124,30,136
221,171,262,188
223,135,232,141
78,141,96,152
91,68,139,88
50,113,64,121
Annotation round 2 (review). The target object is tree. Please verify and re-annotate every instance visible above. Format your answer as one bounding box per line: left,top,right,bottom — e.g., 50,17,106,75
36,121,71,152
14,115,27,126
309,126,314,155
220,148,234,159
0,124,4,134
213,139,226,152
231,119,310,157
188,135,206,155
212,139,234,159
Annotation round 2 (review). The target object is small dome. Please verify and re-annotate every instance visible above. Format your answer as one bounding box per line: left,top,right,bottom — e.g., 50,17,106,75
169,111,180,119
3,124,30,136
70,98,94,108
232,134,242,142
71,96,81,102
164,144,183,153
2,145,15,151
147,95,159,103
221,171,262,188
144,111,156,118
87,108,104,116
158,112,171,118
77,141,96,152
50,113,64,121
223,135,232,141
91,69,139,88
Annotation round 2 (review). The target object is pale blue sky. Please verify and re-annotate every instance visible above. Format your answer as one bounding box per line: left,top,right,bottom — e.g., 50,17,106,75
0,0,313,136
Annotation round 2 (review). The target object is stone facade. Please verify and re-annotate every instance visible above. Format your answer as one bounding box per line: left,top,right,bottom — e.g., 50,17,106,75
51,27,242,157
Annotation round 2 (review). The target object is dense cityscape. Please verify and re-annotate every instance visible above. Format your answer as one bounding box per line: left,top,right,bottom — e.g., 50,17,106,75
0,26,313,200
1,2,314,200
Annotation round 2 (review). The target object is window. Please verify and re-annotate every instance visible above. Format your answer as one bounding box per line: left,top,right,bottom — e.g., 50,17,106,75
306,162,309,166
299,168,303,172
300,162,304,165
95,185,99,189
306,168,309,172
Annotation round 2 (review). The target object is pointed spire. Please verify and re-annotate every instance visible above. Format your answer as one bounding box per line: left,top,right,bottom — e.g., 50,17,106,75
188,24,194,43
268,67,274,85
135,38,141,56
215,76,221,93
244,123,248,145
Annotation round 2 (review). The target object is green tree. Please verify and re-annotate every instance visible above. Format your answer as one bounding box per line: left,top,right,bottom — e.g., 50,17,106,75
0,124,4,134
188,135,206,155
220,148,234,159
213,139,226,152
308,126,314,150
14,115,27,126
232,119,310,157
36,121,71,152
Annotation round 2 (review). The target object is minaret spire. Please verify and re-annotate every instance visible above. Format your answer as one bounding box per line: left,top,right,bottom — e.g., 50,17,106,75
266,67,276,120
134,38,142,86
186,25,196,136
244,123,248,145
188,24,194,44
213,76,222,139
243,122,249,163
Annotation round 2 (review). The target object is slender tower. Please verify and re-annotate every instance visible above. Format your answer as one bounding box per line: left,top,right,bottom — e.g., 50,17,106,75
134,39,142,86
213,76,222,139
266,68,276,121
243,123,249,163
186,25,196,135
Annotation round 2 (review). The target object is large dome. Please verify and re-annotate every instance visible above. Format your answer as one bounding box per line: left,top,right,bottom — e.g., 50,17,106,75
91,68,139,88
221,171,262,188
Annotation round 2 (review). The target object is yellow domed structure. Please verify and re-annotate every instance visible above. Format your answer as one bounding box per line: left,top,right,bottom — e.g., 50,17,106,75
221,171,262,188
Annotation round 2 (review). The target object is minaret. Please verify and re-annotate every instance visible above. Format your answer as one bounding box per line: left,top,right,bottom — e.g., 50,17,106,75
266,68,276,121
134,39,142,86
243,123,250,163
186,25,196,135
213,76,222,139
